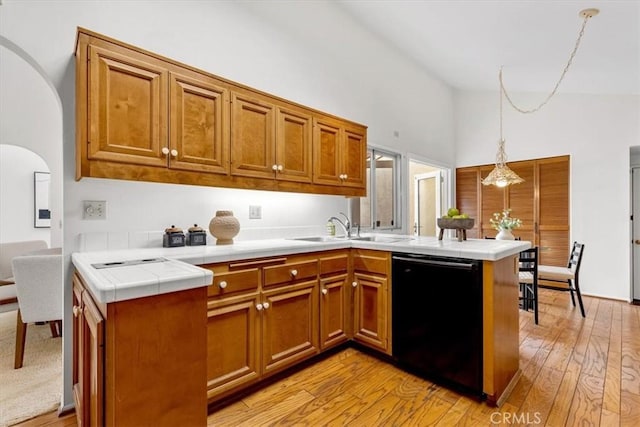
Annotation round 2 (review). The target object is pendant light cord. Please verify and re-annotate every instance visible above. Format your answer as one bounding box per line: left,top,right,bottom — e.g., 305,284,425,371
500,12,593,114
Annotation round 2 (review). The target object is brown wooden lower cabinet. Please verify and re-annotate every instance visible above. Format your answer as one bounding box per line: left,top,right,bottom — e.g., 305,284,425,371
72,275,103,427
262,280,319,374
203,253,321,403
72,272,208,427
351,250,391,355
318,252,350,349
74,247,519,418
204,249,392,405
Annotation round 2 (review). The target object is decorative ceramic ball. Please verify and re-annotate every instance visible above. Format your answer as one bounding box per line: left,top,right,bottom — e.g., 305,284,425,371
209,210,240,245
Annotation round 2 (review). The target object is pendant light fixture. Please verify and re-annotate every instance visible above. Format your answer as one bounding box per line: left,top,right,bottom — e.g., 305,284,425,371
482,8,599,187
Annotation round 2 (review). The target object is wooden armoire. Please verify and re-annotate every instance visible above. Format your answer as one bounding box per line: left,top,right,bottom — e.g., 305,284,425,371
456,155,569,267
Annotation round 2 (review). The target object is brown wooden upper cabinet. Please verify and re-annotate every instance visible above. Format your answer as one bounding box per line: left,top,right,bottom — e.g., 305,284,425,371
312,117,367,189
82,40,230,175
170,72,230,175
86,43,170,168
76,28,366,197
230,92,312,183
456,155,569,266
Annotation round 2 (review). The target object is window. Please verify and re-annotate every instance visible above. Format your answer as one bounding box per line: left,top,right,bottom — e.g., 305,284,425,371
351,147,401,230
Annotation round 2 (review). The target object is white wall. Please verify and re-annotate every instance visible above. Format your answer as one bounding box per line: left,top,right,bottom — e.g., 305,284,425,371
0,44,62,246
455,90,640,301
0,0,455,409
0,145,51,244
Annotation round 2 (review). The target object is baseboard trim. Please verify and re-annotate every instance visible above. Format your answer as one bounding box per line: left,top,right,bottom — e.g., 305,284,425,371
58,403,75,417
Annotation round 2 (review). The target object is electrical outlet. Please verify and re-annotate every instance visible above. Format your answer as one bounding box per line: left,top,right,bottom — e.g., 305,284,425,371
83,200,107,220
249,205,262,219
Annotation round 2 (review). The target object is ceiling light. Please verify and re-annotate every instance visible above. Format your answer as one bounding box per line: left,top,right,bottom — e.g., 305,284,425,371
482,8,599,187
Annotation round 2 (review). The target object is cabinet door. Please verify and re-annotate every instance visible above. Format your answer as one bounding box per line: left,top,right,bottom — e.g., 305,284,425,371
341,126,367,189
275,106,312,183
352,272,388,352
72,277,86,427
506,161,536,242
319,273,349,349
170,72,230,174
207,292,260,400
538,157,570,266
312,118,342,185
82,290,104,427
456,168,480,238
261,281,319,375
480,165,507,238
88,45,168,167
230,92,276,179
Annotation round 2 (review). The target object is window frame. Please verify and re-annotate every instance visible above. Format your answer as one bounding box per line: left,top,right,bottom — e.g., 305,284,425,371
351,146,402,231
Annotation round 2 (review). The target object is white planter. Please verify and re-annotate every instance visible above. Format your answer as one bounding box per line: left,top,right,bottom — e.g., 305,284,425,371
496,229,515,240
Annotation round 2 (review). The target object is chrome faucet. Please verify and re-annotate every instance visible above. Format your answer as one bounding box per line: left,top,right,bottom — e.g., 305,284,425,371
328,212,352,238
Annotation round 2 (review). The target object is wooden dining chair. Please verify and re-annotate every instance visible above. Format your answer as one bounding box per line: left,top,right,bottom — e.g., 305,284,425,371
518,247,539,324
538,241,586,318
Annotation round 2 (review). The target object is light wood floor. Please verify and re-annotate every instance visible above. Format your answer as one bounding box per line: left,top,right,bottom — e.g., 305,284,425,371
15,289,640,426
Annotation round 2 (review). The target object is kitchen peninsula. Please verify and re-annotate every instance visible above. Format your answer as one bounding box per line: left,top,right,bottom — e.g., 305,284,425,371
72,235,528,425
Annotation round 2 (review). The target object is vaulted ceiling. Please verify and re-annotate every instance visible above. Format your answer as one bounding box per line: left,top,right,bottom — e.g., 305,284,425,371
336,0,639,95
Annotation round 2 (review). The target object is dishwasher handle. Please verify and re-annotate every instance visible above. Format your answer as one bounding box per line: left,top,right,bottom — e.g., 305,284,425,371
392,255,478,271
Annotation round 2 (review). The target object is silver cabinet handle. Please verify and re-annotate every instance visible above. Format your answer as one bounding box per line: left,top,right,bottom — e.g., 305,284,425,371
352,281,358,287
290,269,298,277
161,147,170,155
256,303,263,311
321,288,328,295
170,149,178,157
218,280,228,289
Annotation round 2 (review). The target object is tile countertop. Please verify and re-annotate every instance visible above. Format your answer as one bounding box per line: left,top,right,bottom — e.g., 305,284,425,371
72,235,530,304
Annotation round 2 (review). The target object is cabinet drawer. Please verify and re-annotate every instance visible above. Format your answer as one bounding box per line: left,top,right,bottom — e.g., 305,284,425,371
319,254,349,276
208,268,260,297
352,252,389,276
264,260,318,287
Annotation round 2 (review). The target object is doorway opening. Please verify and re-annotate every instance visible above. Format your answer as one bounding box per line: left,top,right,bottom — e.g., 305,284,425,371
408,158,451,237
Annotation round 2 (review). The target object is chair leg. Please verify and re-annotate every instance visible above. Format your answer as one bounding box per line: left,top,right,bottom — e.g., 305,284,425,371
573,278,586,318
14,310,27,369
533,281,539,325
568,283,577,307
49,321,59,338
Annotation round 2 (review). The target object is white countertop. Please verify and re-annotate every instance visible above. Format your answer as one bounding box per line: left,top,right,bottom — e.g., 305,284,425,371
72,235,530,304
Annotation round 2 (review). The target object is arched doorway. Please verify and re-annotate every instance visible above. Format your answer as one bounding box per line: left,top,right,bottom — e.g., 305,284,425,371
0,37,64,422
0,145,51,245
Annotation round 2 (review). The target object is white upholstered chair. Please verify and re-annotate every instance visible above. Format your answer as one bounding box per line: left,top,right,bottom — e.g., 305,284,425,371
11,247,63,369
0,240,48,313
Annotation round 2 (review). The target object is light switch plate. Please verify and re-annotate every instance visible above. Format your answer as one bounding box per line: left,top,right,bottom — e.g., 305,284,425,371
83,200,106,220
249,205,262,219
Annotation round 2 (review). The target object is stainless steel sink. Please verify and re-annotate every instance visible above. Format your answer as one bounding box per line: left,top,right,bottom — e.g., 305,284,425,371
351,236,413,243
289,236,345,243
289,235,413,244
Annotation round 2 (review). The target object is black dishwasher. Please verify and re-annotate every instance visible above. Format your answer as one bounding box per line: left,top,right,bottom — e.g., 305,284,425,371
392,253,484,397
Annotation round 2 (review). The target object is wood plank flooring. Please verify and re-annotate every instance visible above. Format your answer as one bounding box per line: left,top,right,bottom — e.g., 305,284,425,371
15,289,640,426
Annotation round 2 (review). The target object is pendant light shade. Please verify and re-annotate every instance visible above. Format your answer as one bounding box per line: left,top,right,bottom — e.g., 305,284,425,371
481,139,524,187
482,73,524,187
